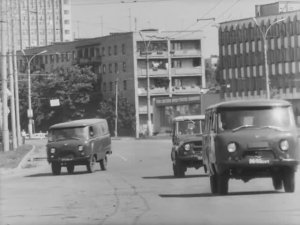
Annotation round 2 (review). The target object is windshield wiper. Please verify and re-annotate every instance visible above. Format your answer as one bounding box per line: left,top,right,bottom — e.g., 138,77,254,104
232,125,254,132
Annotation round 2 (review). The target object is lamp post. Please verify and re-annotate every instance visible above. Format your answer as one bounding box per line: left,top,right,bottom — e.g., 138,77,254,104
139,31,153,136
22,50,47,138
253,17,286,99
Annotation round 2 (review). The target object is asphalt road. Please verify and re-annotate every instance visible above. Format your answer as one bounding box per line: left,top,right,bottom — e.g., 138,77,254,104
1,138,300,225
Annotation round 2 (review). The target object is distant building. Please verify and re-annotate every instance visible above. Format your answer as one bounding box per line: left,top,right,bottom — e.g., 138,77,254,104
218,1,300,121
19,30,207,137
255,1,300,17
3,0,72,50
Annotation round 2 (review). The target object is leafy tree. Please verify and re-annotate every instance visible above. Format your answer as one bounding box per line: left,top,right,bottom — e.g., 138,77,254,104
97,97,135,136
19,66,101,131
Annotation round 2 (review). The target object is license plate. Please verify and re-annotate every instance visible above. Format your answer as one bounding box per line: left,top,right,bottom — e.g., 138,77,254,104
60,158,73,162
249,158,270,164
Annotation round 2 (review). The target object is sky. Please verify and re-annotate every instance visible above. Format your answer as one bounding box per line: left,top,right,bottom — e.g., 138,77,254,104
71,0,278,57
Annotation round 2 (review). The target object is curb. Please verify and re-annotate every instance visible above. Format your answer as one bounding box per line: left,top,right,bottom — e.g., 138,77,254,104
16,144,36,169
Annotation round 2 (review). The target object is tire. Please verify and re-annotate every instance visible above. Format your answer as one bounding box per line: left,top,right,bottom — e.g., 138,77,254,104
51,162,61,175
173,160,185,178
272,175,283,190
217,173,229,195
67,164,75,174
283,168,295,193
100,156,107,171
210,174,218,194
87,155,96,173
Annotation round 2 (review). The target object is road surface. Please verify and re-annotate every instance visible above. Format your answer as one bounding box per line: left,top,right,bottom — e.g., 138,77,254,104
1,138,300,225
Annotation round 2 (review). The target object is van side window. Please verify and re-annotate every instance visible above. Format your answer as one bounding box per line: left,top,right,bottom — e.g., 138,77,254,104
92,124,101,137
101,122,109,134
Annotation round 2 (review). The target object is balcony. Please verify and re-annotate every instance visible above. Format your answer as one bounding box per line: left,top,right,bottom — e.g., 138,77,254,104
137,68,168,77
172,86,203,95
172,49,201,57
91,56,101,64
137,50,168,59
138,105,153,114
138,87,170,96
171,67,202,76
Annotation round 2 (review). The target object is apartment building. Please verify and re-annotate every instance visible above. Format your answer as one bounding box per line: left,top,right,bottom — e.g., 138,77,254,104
218,3,300,101
20,30,205,137
3,0,72,50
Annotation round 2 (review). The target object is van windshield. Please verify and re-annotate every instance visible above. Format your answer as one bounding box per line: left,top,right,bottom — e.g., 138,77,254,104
48,127,87,141
217,106,294,132
177,119,204,135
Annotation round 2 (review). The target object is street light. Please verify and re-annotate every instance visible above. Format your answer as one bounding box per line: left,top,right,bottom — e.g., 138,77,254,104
139,31,153,136
21,50,47,138
253,17,286,99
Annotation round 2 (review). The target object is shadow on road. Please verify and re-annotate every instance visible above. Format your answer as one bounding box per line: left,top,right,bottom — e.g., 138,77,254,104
159,190,282,198
143,174,208,179
24,170,102,177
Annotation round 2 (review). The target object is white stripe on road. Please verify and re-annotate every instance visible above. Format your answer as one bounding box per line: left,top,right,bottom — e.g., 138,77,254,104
114,153,128,161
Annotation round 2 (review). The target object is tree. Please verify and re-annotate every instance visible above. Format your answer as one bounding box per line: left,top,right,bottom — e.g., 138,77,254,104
19,66,101,131
97,97,135,136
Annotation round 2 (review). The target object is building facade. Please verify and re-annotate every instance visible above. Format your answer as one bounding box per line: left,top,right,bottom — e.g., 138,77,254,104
20,30,206,137
4,0,72,50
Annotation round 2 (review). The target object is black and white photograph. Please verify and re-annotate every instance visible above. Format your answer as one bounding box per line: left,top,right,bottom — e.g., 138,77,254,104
1,0,300,224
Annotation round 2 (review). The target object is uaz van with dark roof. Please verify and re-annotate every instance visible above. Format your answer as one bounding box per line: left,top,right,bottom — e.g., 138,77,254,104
47,119,111,175
203,99,299,195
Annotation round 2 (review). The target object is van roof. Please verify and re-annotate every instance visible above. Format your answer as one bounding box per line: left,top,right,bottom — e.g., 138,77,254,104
173,115,205,122
49,118,106,129
206,99,291,111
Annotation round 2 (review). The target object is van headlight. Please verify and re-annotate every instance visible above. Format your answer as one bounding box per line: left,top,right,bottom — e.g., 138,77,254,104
50,148,55,154
184,144,191,151
279,140,289,151
227,142,237,153
78,145,84,151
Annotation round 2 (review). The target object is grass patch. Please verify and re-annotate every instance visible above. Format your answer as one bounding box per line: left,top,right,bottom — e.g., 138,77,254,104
0,144,32,169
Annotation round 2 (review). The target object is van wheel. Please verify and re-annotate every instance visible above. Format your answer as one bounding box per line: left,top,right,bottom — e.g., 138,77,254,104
283,168,295,193
217,173,229,195
87,155,96,173
272,175,283,190
173,160,185,178
51,162,61,175
67,164,75,174
210,174,218,194
100,156,107,171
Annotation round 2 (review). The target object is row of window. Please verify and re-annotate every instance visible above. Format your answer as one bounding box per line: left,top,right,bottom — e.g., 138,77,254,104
221,35,300,56
221,61,300,80
102,62,127,74
220,16,300,45
102,80,127,92
220,48,300,68
77,43,126,59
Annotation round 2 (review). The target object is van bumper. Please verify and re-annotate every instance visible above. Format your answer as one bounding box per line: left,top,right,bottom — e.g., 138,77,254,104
47,155,90,165
216,158,299,174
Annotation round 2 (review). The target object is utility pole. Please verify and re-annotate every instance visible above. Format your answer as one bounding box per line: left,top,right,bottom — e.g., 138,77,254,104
8,0,17,149
1,0,10,152
115,78,118,137
167,38,172,97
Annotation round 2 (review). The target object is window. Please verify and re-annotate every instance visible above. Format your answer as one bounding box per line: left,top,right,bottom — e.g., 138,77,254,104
122,44,126,54
108,46,111,56
229,68,232,79
123,62,126,72
292,62,296,74
115,63,119,73
123,80,127,90
278,63,282,74
109,63,112,73
271,64,276,75
259,65,263,76
103,82,106,92
110,82,113,91
246,42,249,53
65,30,70,35
270,39,274,50
252,41,255,52
277,38,282,49
56,54,59,63
258,40,262,51
102,47,105,56
223,69,226,80
253,66,257,77
64,20,70,25
222,46,225,55
246,66,250,78
103,64,106,74
284,37,288,48
228,45,231,55
234,44,237,54
291,36,295,48
63,0,69,4
64,10,69,14
239,43,243,54
114,45,117,55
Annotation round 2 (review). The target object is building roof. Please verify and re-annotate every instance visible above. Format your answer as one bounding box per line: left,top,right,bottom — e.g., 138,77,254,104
206,99,291,110
49,118,106,129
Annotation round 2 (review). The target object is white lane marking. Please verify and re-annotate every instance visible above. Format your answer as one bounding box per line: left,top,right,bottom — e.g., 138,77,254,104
114,153,128,161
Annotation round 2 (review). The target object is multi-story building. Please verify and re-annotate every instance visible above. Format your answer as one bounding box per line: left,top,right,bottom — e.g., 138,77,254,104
218,2,300,102
20,29,206,137
4,0,72,50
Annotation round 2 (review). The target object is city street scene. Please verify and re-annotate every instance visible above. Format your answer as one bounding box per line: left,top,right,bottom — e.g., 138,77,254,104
1,0,300,225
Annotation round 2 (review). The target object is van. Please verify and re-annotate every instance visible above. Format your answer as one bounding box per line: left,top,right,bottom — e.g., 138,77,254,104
46,119,111,175
171,115,205,177
203,99,299,195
